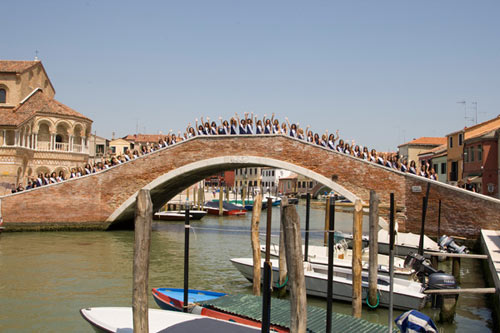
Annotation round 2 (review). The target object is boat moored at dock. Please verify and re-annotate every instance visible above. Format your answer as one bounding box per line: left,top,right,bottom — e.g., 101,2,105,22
231,257,429,310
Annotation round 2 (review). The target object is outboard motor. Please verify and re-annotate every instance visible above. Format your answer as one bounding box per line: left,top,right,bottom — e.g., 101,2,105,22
427,273,458,305
404,252,439,277
439,235,468,254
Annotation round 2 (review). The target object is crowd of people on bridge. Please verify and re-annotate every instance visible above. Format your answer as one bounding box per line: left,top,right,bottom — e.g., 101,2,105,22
13,113,441,194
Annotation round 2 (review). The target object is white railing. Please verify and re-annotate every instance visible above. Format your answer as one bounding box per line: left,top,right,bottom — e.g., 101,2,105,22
73,144,82,153
55,142,69,151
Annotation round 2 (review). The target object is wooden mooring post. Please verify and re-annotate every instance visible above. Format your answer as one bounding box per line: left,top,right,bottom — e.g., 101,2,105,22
368,190,379,309
352,199,363,318
133,189,152,333
250,193,262,296
282,197,307,333
278,198,288,298
218,186,224,216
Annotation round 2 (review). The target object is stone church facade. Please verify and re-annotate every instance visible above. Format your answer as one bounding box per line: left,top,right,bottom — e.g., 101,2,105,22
0,60,92,193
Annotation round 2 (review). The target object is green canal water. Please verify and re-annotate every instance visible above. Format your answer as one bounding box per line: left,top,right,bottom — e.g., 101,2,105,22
0,204,494,332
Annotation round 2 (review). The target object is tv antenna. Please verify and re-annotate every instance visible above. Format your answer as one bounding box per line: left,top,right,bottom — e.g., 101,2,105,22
457,100,474,126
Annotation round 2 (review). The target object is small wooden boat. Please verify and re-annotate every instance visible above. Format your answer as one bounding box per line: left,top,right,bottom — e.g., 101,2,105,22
231,258,428,310
211,199,268,211
152,288,226,312
80,307,260,332
151,288,288,332
177,210,207,220
263,195,281,206
260,243,414,280
204,201,246,216
154,211,192,221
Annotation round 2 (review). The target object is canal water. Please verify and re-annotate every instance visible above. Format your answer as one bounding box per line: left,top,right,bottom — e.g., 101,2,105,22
0,203,494,332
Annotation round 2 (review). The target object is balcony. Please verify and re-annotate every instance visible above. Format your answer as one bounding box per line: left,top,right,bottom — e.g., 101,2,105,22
55,142,69,151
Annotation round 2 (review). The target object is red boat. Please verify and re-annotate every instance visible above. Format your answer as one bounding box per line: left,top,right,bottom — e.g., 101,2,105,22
203,201,246,216
152,288,288,332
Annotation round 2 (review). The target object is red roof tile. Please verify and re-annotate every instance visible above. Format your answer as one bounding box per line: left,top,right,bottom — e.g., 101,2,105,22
398,137,446,148
0,60,40,73
0,89,91,126
122,134,164,143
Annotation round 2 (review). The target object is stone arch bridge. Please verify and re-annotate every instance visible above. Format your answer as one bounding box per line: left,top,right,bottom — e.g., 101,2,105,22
1,135,499,238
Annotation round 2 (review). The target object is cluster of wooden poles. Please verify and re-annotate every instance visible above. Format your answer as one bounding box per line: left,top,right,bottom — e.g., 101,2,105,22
129,187,398,333
248,190,396,333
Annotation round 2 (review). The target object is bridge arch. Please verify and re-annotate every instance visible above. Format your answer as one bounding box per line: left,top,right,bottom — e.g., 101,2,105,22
106,155,361,226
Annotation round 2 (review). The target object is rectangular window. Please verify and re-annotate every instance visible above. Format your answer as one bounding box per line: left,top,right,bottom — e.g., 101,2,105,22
464,148,469,163
111,146,116,154
459,133,463,146
254,168,257,174
272,182,274,187
470,146,475,162
441,163,446,174
272,171,275,176
309,182,313,188
478,145,482,161
433,164,438,172
298,182,301,188
449,136,453,148
123,147,128,153
249,168,252,175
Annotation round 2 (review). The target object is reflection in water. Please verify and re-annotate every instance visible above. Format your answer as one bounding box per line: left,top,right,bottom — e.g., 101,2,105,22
0,204,494,332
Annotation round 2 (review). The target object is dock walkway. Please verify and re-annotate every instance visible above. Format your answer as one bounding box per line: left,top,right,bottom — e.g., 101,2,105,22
199,294,396,333
480,230,500,308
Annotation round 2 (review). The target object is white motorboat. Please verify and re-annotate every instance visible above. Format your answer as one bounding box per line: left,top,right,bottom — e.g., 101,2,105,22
231,258,428,311
260,242,414,280
337,229,441,257
80,307,260,332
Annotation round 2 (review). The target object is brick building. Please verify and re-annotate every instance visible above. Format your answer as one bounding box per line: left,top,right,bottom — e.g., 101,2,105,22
462,116,500,197
0,60,92,193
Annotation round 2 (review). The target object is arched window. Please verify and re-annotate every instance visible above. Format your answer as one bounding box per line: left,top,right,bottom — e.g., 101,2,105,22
0,89,6,103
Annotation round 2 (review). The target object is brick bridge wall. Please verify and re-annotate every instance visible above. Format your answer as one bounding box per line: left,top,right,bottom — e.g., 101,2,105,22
1,135,499,237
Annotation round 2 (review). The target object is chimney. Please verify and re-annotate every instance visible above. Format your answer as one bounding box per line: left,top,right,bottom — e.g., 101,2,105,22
112,131,115,140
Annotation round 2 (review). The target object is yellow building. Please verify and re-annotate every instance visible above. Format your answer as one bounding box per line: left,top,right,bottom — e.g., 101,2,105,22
445,130,465,185
109,138,132,156
0,60,92,193
398,137,446,168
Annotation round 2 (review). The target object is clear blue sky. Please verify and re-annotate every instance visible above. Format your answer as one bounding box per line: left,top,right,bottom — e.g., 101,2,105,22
2,1,500,151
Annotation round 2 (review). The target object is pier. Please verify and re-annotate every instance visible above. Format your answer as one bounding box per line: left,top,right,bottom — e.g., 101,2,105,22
480,229,500,321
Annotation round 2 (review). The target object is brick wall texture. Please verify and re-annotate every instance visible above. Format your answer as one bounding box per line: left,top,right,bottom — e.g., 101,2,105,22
1,135,499,237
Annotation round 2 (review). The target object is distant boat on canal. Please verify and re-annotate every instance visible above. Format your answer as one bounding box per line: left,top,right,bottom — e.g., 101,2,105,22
211,199,268,211
154,210,207,221
204,201,246,216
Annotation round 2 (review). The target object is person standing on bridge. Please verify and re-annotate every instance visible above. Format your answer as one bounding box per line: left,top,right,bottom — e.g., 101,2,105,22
245,113,254,134
255,119,263,134
263,115,272,134
234,113,247,134
230,117,238,134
